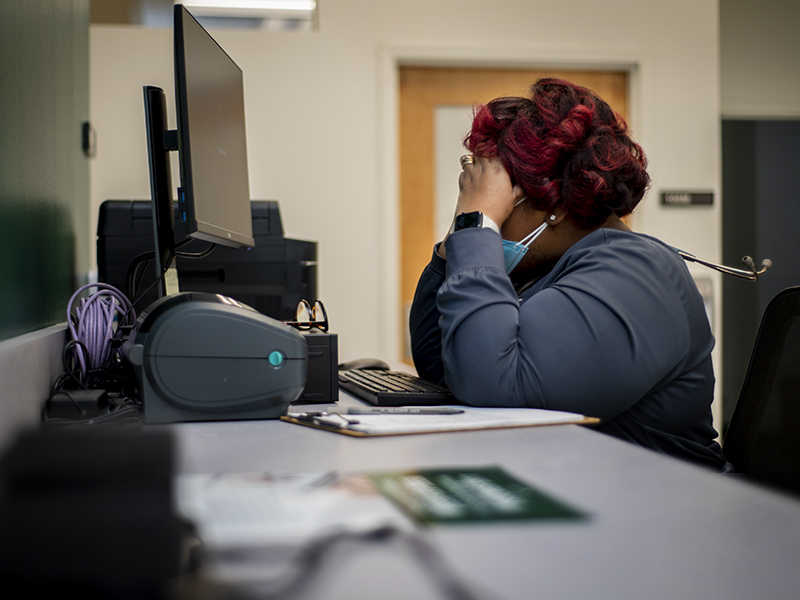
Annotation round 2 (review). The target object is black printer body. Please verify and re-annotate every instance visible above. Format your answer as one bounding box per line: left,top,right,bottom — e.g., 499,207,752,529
97,200,317,321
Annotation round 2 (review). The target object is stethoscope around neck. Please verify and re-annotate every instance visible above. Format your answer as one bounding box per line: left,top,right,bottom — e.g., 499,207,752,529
514,197,772,282
512,245,772,300
672,248,772,281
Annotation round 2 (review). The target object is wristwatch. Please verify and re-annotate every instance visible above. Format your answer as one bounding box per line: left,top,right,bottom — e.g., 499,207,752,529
450,211,500,235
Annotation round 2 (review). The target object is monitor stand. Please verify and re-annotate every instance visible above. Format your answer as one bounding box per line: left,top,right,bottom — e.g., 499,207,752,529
143,85,180,298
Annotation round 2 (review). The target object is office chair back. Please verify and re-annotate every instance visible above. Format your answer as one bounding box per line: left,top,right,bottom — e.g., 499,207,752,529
724,286,800,494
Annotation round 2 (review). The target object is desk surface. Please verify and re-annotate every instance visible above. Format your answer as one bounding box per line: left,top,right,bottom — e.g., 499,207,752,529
173,392,800,600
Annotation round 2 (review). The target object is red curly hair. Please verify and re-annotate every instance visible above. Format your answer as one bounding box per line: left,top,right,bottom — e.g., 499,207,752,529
465,78,650,229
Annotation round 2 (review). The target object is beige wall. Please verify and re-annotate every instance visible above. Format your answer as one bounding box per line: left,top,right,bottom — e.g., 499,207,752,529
90,0,723,423
720,0,800,118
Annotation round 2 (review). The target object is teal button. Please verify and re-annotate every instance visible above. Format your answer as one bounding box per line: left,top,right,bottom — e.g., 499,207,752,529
269,351,284,367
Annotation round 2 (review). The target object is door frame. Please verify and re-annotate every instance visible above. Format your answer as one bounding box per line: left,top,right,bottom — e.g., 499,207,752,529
375,43,653,362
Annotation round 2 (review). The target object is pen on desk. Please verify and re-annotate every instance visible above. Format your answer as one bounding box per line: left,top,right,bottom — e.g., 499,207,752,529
293,413,359,428
343,407,464,415
292,407,464,417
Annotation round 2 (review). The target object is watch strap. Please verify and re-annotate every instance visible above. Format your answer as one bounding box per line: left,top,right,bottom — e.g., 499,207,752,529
450,211,500,235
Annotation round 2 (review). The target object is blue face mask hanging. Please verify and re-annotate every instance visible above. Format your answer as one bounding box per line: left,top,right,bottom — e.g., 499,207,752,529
502,221,549,274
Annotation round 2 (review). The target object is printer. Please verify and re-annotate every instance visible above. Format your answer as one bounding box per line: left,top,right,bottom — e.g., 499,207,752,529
97,200,317,321
123,292,307,423
100,199,338,403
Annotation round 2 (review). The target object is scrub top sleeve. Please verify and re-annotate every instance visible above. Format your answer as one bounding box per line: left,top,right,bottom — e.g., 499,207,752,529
409,244,448,384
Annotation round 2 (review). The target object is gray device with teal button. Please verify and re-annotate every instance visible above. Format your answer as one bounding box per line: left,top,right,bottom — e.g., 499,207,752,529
124,292,307,423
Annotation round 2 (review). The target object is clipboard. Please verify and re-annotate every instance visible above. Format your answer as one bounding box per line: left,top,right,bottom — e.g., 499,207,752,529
281,407,600,437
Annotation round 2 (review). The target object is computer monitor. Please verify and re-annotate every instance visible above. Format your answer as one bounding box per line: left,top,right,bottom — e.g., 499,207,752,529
174,4,254,250
143,4,255,297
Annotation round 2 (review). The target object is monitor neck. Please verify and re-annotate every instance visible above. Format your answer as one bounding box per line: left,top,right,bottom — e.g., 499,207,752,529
143,85,180,298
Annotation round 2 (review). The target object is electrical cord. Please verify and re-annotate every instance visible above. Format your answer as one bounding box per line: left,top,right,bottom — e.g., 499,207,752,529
45,389,88,419
203,524,486,600
59,339,91,390
42,378,143,428
126,238,217,301
42,404,143,429
179,241,218,259
126,247,180,313
66,245,186,391
66,283,136,387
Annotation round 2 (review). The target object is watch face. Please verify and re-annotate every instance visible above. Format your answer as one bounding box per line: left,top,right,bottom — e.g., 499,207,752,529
455,211,482,231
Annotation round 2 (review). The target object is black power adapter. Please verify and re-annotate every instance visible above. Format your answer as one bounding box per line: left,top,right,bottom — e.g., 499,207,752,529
45,389,109,420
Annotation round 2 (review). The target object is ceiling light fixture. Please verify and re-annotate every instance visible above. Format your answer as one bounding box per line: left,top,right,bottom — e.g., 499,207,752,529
178,1,317,20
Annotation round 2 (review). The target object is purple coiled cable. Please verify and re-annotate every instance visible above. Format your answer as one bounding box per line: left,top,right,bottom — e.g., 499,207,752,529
67,283,136,382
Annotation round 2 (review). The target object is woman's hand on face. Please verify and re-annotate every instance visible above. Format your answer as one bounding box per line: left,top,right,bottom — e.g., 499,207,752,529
456,156,523,226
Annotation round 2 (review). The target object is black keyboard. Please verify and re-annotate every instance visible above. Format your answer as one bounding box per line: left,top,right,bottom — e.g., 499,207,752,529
338,369,458,406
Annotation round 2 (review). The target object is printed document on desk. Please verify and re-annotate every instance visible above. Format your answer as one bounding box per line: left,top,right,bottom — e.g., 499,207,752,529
283,406,599,436
176,472,415,591
177,472,412,549
176,466,586,591
176,466,585,546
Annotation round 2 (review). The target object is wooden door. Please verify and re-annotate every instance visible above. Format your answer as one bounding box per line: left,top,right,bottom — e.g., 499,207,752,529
399,68,628,362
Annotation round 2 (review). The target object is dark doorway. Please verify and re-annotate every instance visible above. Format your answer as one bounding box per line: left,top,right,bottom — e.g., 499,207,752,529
721,120,800,434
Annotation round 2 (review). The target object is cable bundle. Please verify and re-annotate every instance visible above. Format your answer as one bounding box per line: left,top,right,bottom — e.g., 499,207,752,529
66,283,136,387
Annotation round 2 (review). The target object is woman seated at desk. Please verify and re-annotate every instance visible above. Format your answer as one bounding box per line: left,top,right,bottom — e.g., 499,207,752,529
409,78,725,470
